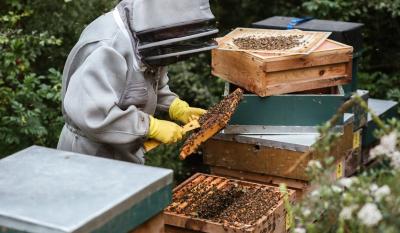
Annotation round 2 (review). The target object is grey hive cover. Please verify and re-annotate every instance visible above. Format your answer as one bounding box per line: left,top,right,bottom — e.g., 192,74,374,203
0,146,173,233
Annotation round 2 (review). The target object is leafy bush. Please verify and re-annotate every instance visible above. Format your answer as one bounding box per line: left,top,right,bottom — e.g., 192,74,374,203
289,98,400,233
0,0,399,181
0,9,63,156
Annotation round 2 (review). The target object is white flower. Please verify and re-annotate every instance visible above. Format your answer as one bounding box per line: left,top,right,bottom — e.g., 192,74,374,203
369,183,378,192
374,185,391,201
331,185,343,193
308,160,322,169
302,208,311,217
294,227,306,233
339,205,358,220
357,203,383,227
338,178,354,188
370,145,386,158
381,131,397,152
390,151,400,169
310,190,320,197
370,131,398,158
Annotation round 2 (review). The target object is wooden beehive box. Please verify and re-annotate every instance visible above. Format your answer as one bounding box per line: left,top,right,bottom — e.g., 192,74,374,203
204,113,355,181
164,173,295,233
212,28,353,97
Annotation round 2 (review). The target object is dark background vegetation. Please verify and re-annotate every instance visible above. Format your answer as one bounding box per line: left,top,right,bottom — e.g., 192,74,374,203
1,0,399,181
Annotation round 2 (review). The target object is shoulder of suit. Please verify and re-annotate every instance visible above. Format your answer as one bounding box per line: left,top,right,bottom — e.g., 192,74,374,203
78,12,122,45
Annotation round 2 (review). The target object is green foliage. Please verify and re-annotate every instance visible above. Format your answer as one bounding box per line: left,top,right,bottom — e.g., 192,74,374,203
291,97,400,233
168,55,225,108
0,0,118,70
0,8,63,156
302,0,400,73
0,0,399,182
358,72,400,104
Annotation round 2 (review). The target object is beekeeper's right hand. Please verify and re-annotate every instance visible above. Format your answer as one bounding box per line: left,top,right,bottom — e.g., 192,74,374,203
148,116,184,144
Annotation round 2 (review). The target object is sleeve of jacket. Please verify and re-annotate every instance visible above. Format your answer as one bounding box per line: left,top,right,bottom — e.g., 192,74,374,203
156,69,178,112
63,45,150,144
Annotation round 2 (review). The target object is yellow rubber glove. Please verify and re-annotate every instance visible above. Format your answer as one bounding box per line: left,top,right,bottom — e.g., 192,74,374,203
148,116,184,144
169,98,207,124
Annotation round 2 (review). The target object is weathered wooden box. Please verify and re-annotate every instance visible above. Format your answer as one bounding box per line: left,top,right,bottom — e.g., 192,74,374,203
224,83,348,134
164,173,295,233
252,16,364,93
0,146,172,233
204,114,355,181
212,28,353,97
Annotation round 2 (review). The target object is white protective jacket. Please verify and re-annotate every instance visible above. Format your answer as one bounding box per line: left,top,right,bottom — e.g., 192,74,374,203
57,2,179,163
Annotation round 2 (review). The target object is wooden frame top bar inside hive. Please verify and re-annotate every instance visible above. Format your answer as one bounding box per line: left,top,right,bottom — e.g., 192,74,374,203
218,27,331,55
164,173,295,233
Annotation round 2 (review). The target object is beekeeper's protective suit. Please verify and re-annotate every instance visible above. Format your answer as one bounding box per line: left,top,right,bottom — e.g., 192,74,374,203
57,0,218,163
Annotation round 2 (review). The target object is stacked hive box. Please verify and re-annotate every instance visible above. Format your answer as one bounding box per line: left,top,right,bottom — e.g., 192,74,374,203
0,146,173,233
205,19,367,199
164,18,400,233
251,16,400,170
252,16,364,94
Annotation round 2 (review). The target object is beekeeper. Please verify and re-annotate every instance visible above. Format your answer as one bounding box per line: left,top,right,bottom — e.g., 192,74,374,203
57,0,218,163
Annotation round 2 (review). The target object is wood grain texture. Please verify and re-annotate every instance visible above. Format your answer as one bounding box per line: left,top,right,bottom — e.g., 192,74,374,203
130,213,164,233
209,166,310,201
164,173,295,233
204,121,354,181
212,37,353,97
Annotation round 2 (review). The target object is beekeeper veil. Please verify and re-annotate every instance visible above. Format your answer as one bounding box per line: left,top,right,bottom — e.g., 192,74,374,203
116,0,219,67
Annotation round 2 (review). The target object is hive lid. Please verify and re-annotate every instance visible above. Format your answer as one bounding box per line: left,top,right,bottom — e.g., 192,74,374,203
216,113,354,152
368,98,398,122
214,132,319,152
0,146,173,233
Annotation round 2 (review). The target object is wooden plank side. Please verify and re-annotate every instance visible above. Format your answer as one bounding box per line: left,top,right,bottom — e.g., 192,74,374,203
164,212,231,233
130,213,164,233
212,49,264,94
210,166,308,202
204,120,353,181
165,225,202,233
265,63,349,84
203,139,311,180
212,48,352,97
259,76,351,97
209,166,309,190
264,50,352,72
